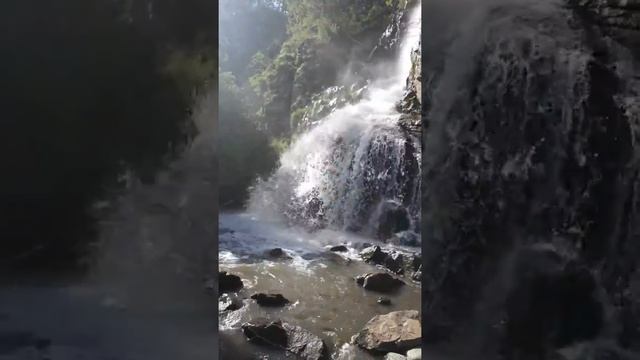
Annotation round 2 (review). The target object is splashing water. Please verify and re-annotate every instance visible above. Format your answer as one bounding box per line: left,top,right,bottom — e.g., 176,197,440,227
248,4,422,236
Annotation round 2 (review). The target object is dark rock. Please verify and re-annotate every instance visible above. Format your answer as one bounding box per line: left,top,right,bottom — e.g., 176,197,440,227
377,297,392,306
266,248,292,260
376,201,411,240
219,293,243,311
356,272,404,293
329,245,348,252
242,320,288,348
412,265,422,282
219,272,243,293
354,310,421,353
360,246,387,264
385,252,405,274
241,320,328,360
251,293,290,307
283,322,328,360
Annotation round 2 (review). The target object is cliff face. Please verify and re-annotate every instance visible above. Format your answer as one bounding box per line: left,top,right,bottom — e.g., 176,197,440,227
399,47,422,133
572,0,640,53
422,1,640,358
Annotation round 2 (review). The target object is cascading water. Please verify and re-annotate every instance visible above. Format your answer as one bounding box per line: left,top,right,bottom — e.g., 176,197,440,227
219,3,422,360
421,0,640,358
248,4,422,236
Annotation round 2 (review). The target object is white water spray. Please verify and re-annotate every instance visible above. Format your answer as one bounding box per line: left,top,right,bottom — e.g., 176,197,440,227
249,4,422,235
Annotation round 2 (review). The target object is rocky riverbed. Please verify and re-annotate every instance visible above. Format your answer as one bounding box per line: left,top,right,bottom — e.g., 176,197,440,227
218,213,421,359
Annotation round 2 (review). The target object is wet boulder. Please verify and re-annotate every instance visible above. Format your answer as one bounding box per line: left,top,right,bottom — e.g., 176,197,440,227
377,297,392,306
407,348,421,360
242,320,288,348
266,248,293,260
241,320,328,360
360,246,387,264
219,272,243,294
251,293,290,307
385,252,405,274
354,310,421,353
329,245,348,252
356,272,404,293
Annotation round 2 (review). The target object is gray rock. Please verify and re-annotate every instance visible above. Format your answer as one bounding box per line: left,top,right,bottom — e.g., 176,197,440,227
385,353,407,360
355,310,421,353
385,252,405,274
356,272,404,293
360,246,387,264
407,348,421,360
377,297,392,306
242,320,328,360
250,293,290,307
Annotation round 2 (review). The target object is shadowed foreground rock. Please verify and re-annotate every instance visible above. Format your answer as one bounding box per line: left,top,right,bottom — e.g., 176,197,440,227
355,310,421,353
242,320,328,360
219,272,243,294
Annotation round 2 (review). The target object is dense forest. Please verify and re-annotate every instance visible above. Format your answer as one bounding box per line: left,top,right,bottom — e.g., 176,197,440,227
0,0,216,272
218,0,409,207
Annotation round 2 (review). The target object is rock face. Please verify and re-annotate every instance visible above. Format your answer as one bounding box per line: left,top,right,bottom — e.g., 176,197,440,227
242,320,327,360
219,272,243,294
423,0,640,357
356,272,404,293
250,293,290,307
570,0,640,52
355,310,421,353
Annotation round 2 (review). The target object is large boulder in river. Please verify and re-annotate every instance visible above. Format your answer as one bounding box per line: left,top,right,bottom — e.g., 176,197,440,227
356,272,404,293
219,272,243,294
251,293,290,307
266,248,293,260
360,246,387,264
242,320,327,360
355,310,421,353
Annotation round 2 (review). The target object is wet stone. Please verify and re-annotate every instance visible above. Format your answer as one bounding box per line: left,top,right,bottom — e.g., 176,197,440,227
377,297,392,306
219,272,243,293
329,245,348,252
250,293,290,307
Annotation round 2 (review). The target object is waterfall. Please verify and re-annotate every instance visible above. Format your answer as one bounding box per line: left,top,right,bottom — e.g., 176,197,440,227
248,4,422,238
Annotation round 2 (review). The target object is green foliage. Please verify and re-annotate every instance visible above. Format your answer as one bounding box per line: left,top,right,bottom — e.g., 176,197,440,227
0,0,215,270
218,71,279,208
163,49,217,98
